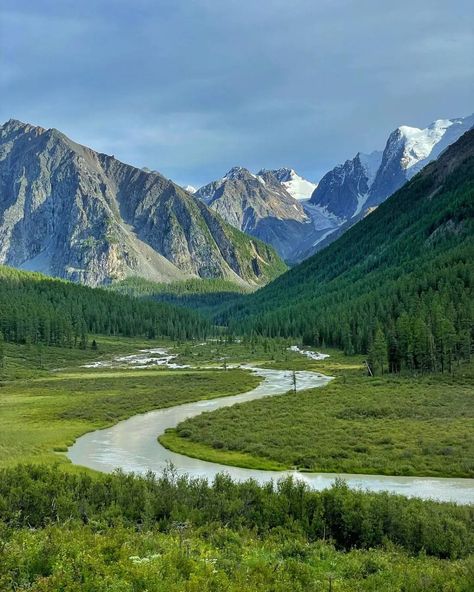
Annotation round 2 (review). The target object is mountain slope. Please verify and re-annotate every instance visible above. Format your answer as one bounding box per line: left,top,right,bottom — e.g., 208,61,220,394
0,120,285,287
258,167,317,200
195,166,318,261
222,129,474,373
304,114,474,258
307,151,382,220
0,264,210,345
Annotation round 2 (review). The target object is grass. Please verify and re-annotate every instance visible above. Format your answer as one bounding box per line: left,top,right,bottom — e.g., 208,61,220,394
1,337,473,589
2,336,473,477
171,337,328,369
161,350,474,477
159,429,287,470
0,339,260,467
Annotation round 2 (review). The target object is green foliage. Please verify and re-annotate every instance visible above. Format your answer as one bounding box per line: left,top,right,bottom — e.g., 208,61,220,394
109,276,249,313
0,265,211,347
164,357,474,477
0,465,472,560
368,326,388,375
220,136,474,375
1,522,472,591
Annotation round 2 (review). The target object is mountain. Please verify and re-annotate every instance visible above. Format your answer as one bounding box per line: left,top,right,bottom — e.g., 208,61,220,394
257,168,317,200
0,120,285,287
304,114,474,258
367,115,474,205
195,166,320,261
308,151,382,220
221,129,474,373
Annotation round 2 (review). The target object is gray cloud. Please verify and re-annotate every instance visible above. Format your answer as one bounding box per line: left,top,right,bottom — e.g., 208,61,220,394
1,0,473,187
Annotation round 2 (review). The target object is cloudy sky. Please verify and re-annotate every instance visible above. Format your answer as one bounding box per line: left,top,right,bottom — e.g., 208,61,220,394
1,0,473,188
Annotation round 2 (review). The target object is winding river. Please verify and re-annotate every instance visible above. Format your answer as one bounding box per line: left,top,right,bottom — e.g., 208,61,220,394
68,352,474,504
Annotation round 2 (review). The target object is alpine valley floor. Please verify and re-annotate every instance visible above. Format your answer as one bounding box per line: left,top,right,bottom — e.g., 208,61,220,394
159,345,474,479
1,337,474,591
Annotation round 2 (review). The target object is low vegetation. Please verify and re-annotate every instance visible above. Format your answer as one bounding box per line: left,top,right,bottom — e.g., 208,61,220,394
0,339,260,467
162,351,474,477
4,523,473,592
1,465,473,591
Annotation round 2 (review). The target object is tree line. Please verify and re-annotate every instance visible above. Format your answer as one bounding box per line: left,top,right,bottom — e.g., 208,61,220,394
0,265,211,347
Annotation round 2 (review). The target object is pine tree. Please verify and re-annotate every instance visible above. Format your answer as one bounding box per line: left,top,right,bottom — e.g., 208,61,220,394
368,327,387,375
0,331,5,380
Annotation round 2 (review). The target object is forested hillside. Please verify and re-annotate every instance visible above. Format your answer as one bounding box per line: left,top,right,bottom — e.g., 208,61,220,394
109,276,248,312
221,130,474,374
0,266,210,346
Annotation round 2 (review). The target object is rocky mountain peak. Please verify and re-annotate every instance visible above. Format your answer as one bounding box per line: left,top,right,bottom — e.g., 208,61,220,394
310,112,474,230
0,121,285,287
222,166,255,181
195,165,325,262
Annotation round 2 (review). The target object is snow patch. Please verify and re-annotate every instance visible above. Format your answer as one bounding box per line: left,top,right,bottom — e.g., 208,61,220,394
404,114,474,177
302,200,341,230
352,193,369,218
358,150,382,187
398,120,453,171
259,168,317,200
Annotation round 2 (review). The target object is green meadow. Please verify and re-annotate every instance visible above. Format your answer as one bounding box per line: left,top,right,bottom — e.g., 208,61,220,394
1,337,473,591
0,338,260,467
161,348,474,477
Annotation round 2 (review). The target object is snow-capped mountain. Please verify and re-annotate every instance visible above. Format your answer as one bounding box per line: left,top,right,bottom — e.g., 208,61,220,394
304,114,474,259
367,115,474,207
183,184,196,194
258,168,317,200
195,166,323,261
308,151,382,220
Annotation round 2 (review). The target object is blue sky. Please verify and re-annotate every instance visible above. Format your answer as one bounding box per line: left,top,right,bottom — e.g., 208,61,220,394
1,0,473,188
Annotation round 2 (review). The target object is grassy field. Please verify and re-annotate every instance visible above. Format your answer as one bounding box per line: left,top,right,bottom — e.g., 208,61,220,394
3,337,473,477
161,349,474,477
0,339,260,467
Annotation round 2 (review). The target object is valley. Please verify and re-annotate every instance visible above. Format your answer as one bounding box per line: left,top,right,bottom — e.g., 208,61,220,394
1,336,472,502
1,336,473,589
2,3,473,589
0,127,472,591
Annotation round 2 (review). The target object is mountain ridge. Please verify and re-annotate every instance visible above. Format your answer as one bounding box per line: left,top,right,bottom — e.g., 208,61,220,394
220,128,474,373
195,165,319,261
305,114,474,257
0,119,286,287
